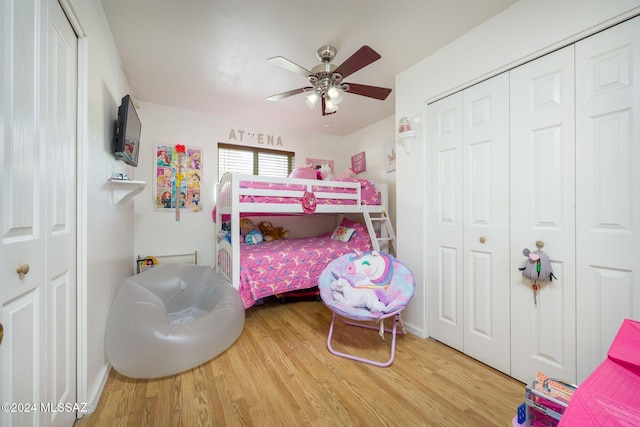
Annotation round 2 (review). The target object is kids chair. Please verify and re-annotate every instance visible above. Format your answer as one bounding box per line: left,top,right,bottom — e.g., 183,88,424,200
318,251,415,367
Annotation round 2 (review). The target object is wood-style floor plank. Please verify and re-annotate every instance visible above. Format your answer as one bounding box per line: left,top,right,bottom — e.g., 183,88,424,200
75,300,525,426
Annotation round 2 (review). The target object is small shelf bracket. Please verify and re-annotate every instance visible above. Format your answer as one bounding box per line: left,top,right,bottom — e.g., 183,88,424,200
110,178,147,204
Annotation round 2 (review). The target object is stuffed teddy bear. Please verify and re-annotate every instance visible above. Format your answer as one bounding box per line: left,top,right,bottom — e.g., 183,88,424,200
330,278,385,314
258,220,289,242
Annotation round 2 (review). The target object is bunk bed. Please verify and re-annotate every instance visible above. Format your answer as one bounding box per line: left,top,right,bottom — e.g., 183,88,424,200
214,172,389,308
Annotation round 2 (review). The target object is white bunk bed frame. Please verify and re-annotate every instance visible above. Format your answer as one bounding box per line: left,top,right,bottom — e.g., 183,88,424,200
215,172,389,290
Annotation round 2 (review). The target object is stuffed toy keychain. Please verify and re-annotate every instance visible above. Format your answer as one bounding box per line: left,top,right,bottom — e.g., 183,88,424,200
519,247,556,305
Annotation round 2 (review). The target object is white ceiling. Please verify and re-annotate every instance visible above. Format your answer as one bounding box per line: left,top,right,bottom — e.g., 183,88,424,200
101,0,518,136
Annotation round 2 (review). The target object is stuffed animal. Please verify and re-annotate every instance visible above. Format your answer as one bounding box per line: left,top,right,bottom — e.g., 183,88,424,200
520,248,556,282
330,278,385,313
240,218,257,236
219,221,232,244
245,229,263,245
258,221,289,242
319,162,334,180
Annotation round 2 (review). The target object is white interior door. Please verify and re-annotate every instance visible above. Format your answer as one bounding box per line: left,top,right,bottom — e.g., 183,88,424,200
462,73,510,375
575,16,640,384
510,45,577,384
1,0,77,425
428,92,464,351
46,0,77,425
428,73,510,375
1,0,48,425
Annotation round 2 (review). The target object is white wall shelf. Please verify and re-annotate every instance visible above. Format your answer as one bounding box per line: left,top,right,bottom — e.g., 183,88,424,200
110,179,147,204
398,130,418,154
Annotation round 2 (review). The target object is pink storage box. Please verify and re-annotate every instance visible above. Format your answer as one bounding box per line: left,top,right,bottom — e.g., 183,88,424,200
559,318,640,426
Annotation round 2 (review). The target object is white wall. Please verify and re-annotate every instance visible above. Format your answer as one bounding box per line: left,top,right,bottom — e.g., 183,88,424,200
133,102,348,266
343,115,397,231
395,0,640,338
67,0,136,410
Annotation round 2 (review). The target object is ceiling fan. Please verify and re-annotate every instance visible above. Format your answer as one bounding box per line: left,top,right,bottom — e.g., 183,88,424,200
266,45,392,116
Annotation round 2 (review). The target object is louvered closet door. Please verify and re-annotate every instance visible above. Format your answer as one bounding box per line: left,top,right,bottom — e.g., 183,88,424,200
462,73,510,375
575,16,640,384
428,92,464,351
510,45,577,384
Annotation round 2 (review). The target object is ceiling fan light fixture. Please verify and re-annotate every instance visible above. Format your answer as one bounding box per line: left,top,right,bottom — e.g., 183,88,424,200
327,86,345,104
305,91,320,109
325,99,338,113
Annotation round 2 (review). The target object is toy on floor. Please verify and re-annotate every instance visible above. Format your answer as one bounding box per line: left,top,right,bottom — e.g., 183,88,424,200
258,220,289,241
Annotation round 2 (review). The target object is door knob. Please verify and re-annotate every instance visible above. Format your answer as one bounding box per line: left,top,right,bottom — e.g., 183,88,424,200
479,236,486,243
16,264,30,275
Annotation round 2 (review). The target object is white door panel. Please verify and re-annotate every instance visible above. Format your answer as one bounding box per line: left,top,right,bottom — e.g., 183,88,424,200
510,45,577,384
462,73,510,375
428,93,464,351
575,16,640,384
1,0,47,424
1,0,78,425
428,74,510,373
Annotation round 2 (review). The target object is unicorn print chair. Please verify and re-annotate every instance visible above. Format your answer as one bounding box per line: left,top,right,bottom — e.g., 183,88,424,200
318,250,415,367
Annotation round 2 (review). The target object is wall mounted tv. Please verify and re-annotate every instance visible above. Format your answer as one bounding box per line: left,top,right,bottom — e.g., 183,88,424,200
112,94,141,167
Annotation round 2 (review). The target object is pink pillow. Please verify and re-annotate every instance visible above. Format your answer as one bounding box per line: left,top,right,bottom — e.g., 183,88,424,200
289,167,317,179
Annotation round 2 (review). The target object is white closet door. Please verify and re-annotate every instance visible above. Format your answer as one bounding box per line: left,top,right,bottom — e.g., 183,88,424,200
46,0,78,425
462,73,510,374
428,93,464,351
510,45,577,384
428,74,510,372
575,16,640,384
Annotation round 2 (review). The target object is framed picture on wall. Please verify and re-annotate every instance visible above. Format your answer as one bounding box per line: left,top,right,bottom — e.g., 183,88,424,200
384,141,396,172
351,151,366,174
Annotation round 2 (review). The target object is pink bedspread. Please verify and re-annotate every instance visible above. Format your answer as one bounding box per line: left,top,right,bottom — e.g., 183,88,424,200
239,178,381,205
238,226,372,308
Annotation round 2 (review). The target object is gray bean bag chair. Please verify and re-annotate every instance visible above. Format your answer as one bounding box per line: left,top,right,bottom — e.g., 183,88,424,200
106,263,244,378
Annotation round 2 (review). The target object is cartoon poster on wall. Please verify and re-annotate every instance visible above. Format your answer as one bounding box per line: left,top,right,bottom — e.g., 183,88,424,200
155,145,203,213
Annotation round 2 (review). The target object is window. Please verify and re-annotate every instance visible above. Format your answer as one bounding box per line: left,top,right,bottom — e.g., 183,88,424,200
217,143,295,182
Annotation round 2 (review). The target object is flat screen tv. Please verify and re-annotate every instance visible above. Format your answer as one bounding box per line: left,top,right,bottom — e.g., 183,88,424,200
112,94,141,167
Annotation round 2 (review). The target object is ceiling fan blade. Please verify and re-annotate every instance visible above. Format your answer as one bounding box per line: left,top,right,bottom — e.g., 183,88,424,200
266,87,310,101
333,45,381,79
268,56,313,79
345,83,392,100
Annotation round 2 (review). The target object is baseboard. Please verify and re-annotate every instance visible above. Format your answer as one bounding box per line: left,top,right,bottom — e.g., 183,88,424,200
79,363,111,417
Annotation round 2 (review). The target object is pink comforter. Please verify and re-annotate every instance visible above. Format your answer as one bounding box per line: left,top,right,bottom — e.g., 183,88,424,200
239,178,381,205
238,226,372,308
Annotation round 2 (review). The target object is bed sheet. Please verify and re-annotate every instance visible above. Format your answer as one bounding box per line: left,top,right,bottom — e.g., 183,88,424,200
238,178,381,205
238,223,372,308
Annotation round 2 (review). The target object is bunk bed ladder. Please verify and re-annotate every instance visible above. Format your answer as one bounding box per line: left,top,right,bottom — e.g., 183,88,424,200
362,206,396,255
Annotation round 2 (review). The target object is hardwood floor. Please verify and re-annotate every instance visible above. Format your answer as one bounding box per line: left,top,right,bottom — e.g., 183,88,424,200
75,300,525,426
